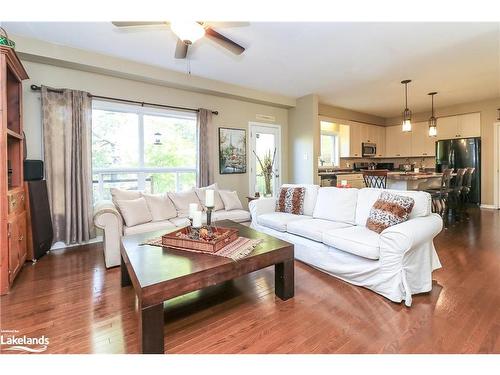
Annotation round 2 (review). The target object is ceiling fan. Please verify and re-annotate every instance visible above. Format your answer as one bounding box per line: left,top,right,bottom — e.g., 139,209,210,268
111,21,245,59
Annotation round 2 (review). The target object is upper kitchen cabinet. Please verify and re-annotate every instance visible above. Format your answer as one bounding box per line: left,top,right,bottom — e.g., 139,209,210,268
348,122,362,157
347,122,385,157
385,125,411,157
411,121,436,157
436,113,480,140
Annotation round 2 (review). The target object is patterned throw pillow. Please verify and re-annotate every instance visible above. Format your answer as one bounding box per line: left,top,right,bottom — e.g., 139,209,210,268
276,187,306,215
366,192,415,233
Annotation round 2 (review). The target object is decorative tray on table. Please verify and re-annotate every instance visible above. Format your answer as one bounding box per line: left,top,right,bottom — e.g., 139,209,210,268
161,226,239,253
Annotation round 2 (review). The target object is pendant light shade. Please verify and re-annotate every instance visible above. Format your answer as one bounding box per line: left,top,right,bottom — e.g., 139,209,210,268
401,80,412,132
428,92,438,137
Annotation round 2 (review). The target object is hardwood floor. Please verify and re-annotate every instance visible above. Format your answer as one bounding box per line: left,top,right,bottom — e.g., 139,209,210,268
1,208,499,354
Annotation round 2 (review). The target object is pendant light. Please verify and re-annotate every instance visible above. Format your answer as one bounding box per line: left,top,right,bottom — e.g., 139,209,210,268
401,79,412,132
428,92,438,137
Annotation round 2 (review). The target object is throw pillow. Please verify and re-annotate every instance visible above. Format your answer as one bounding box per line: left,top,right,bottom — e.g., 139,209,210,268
142,193,177,221
219,190,243,211
366,192,415,233
167,190,202,217
110,187,142,205
195,183,225,211
115,197,153,227
275,187,305,215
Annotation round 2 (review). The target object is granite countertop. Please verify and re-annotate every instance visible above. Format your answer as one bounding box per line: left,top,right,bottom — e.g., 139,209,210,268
387,172,442,180
318,170,360,176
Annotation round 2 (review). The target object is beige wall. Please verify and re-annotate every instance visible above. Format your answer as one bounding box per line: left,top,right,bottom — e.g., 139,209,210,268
288,94,319,184
21,60,289,206
318,103,386,126
386,98,500,206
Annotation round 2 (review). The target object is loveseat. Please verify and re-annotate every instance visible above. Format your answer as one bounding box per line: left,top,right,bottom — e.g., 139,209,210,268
94,184,250,268
249,184,443,306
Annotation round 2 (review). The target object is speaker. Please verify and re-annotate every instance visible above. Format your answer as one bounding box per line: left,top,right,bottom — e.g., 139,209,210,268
26,180,53,260
24,159,44,181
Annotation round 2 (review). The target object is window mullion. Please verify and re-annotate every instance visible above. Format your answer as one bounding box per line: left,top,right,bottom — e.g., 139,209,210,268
138,112,146,191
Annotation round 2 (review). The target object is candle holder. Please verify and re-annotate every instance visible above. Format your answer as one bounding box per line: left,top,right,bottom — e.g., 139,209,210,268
206,206,214,227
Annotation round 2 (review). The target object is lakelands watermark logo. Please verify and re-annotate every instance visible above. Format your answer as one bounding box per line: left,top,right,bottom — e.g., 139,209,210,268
1,329,49,353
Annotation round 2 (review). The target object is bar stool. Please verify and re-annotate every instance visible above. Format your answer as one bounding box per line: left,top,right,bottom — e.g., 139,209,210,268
461,167,476,204
362,170,388,189
424,169,453,216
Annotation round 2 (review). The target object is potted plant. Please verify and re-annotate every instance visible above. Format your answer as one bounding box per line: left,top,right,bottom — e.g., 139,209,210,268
253,148,276,197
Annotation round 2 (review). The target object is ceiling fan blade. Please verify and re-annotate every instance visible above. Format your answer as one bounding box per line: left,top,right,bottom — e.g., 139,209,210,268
174,39,188,59
112,22,167,27
204,27,245,55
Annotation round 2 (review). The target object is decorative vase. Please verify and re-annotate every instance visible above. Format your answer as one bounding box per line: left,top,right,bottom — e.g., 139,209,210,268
264,175,272,197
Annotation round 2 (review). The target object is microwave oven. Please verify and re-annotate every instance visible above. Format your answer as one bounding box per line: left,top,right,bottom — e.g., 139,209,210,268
362,143,377,157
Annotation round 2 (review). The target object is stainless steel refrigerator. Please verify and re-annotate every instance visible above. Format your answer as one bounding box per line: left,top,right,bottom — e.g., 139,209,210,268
435,137,481,204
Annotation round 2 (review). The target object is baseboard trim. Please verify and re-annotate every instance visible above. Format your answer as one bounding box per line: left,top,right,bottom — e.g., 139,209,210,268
480,204,499,210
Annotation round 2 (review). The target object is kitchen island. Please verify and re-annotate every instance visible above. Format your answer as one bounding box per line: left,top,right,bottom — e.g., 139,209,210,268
387,172,442,191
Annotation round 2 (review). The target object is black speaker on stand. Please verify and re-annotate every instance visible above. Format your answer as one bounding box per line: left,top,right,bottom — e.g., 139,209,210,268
23,159,53,262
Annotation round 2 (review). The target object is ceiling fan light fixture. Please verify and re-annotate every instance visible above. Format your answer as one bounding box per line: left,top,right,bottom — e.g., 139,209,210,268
170,21,205,44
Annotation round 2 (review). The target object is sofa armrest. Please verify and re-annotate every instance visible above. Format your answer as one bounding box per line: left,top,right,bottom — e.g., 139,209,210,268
249,197,276,224
93,200,123,268
380,213,443,255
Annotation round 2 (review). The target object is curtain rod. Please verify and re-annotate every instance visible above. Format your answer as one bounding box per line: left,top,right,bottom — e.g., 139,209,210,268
30,84,219,115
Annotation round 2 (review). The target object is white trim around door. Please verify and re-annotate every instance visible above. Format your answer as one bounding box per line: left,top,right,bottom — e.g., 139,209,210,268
494,122,500,209
248,122,282,197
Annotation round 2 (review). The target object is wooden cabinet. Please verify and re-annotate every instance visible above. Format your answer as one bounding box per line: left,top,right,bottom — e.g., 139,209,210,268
1,46,29,295
411,121,436,157
385,125,411,157
436,113,480,140
347,123,385,157
348,123,362,157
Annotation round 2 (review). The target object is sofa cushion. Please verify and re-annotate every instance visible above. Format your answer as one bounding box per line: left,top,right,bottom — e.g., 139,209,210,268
276,186,305,215
142,193,177,221
313,187,358,225
355,188,431,226
167,190,202,217
322,226,380,260
115,197,152,227
123,220,176,236
219,190,243,211
287,218,352,242
366,192,415,233
110,188,142,204
213,209,250,223
195,183,225,211
257,212,311,232
281,184,319,216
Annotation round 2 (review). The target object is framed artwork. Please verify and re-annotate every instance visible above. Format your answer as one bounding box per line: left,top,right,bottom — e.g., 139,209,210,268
218,127,247,174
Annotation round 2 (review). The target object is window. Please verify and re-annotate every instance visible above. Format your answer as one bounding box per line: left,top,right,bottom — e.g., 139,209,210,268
92,100,197,201
320,134,339,166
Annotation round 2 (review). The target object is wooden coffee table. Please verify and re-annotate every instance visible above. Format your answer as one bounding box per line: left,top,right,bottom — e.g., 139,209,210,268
120,220,294,354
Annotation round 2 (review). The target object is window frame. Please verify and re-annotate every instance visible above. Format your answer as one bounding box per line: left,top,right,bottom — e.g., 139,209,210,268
91,99,198,200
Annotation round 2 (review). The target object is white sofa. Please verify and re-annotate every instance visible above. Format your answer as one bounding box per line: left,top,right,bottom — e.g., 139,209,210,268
94,188,250,268
249,184,443,306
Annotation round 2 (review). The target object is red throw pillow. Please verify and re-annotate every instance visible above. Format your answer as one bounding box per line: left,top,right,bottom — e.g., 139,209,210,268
275,187,305,215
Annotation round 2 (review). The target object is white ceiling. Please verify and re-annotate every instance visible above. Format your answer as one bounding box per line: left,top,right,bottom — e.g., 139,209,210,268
3,22,500,117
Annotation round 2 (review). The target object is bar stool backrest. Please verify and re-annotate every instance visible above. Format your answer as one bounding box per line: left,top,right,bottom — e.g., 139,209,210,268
362,170,388,189
463,167,475,191
454,168,467,192
440,168,453,194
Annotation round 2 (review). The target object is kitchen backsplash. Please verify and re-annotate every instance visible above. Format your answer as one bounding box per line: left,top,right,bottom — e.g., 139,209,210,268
337,156,436,170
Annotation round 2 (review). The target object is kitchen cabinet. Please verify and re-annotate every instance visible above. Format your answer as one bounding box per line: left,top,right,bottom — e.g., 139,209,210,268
348,123,385,157
411,121,436,157
436,113,480,140
385,125,411,157
348,123,362,157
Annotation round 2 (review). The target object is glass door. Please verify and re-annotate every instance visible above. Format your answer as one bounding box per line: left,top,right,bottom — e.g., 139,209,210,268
249,123,281,197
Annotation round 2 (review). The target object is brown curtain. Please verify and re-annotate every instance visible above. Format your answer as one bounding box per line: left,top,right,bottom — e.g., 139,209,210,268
42,86,95,245
197,108,214,187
